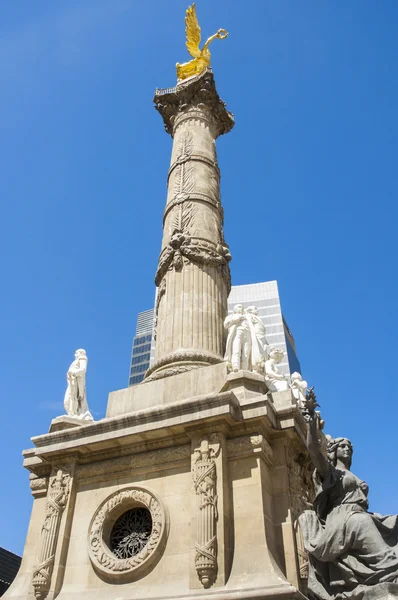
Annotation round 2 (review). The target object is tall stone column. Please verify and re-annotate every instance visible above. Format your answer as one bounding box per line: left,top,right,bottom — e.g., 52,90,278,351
145,69,234,381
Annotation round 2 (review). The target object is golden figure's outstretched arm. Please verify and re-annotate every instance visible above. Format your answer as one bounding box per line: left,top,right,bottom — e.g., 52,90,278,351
203,29,228,52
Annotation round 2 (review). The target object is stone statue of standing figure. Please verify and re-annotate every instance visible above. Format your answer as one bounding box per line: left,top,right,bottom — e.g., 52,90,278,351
224,304,268,373
63,349,93,421
246,306,268,373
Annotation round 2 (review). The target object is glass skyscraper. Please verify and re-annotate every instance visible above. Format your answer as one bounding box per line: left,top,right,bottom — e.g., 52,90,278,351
128,309,154,386
129,280,301,386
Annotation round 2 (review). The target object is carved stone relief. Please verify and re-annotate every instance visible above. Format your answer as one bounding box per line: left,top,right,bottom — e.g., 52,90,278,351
288,451,315,584
29,473,48,498
155,234,231,288
288,452,315,517
144,349,222,383
226,433,273,466
88,487,167,581
32,468,70,599
172,130,195,200
192,436,220,589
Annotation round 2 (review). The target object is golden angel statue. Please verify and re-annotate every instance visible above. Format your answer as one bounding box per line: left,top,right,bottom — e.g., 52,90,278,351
176,3,228,82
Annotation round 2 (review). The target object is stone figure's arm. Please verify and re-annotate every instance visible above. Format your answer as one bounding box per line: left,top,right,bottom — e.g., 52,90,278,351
225,314,242,329
73,358,87,377
306,415,329,478
224,316,233,329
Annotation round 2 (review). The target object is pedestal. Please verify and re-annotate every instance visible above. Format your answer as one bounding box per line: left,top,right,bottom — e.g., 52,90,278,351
9,376,312,600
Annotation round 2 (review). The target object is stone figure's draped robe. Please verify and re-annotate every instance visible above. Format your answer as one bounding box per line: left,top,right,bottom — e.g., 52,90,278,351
224,314,262,369
63,356,92,420
299,465,398,600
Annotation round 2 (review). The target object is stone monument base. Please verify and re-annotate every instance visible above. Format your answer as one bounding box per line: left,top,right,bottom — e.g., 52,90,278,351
8,371,313,600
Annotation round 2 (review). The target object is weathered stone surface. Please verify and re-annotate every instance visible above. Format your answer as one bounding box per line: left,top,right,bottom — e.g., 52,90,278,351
148,70,233,381
363,583,398,600
8,376,314,600
49,415,88,432
221,369,268,400
107,362,229,417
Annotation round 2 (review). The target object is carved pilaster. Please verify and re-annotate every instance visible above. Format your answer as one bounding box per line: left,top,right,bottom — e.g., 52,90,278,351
286,446,315,590
32,467,70,599
147,70,234,381
192,436,220,589
288,451,315,519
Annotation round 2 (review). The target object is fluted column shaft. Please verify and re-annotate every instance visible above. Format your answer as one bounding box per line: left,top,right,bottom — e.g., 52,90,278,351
146,70,234,381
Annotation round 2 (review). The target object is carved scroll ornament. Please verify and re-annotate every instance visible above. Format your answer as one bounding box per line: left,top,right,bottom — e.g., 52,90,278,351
32,468,70,599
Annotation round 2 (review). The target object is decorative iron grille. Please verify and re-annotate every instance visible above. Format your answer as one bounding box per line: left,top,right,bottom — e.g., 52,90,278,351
109,508,152,559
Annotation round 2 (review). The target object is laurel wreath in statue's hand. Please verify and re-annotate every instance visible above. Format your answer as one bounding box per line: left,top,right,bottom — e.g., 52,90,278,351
217,29,228,39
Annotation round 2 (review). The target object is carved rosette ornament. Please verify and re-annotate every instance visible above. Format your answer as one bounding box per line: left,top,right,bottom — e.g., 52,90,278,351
88,487,167,581
193,437,220,589
32,468,70,599
148,70,234,381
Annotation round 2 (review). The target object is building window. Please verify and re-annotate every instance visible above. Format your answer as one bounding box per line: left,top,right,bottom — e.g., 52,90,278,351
110,508,153,559
131,353,151,366
129,374,145,385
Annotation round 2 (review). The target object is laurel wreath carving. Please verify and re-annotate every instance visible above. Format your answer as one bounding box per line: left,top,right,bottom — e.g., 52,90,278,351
154,234,231,287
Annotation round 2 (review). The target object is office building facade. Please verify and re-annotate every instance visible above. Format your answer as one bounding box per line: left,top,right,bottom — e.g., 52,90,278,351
129,280,301,385
128,308,154,386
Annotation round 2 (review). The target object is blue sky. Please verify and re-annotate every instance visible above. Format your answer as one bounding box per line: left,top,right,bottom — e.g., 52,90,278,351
1,0,397,555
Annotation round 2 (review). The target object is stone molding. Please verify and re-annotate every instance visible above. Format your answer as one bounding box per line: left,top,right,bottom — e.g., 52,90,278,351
30,391,240,458
32,467,70,599
76,445,190,482
144,349,223,381
226,433,273,466
29,474,48,498
192,436,220,589
144,363,204,382
88,487,168,581
163,192,221,222
168,153,219,183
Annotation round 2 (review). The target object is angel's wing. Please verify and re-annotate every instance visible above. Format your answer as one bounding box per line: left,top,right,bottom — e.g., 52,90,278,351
185,3,201,58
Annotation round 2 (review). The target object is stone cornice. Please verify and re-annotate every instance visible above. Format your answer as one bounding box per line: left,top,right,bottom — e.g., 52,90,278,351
28,391,241,460
154,69,234,138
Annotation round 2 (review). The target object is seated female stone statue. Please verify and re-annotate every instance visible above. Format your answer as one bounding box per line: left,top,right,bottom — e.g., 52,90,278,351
299,407,398,600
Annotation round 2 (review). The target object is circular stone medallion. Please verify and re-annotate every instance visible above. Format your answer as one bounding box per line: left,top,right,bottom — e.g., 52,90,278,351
88,487,168,580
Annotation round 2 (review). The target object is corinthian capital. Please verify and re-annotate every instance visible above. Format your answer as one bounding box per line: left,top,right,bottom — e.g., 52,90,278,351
154,69,234,138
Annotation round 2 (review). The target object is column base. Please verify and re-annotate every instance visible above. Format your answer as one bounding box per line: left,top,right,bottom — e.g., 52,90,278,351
144,350,223,382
